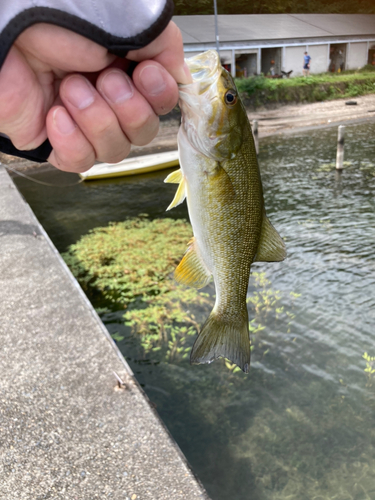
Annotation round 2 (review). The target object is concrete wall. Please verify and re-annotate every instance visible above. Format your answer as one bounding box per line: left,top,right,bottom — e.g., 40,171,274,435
308,44,329,73
347,42,368,70
284,44,328,75
184,50,204,59
284,45,305,76
183,40,374,77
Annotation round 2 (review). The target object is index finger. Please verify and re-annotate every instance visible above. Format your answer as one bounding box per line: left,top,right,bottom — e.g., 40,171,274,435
126,21,192,85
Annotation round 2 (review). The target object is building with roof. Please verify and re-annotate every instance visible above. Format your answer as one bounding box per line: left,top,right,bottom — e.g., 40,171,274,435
173,14,375,77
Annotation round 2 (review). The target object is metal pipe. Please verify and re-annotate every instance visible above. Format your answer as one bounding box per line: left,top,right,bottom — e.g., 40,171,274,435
231,49,236,78
213,0,220,55
346,42,351,69
257,48,261,75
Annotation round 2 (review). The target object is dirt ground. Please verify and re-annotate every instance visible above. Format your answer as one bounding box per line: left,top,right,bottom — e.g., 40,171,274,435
1,94,375,167
131,93,375,156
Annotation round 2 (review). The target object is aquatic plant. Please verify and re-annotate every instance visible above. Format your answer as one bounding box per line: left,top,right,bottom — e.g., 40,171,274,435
63,217,212,363
363,352,375,386
247,271,282,314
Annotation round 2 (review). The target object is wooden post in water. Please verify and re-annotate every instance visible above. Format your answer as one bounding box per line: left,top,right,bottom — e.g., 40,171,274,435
336,125,345,170
252,120,259,155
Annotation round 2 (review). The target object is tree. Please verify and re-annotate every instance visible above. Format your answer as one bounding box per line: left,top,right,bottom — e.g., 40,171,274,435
173,0,375,15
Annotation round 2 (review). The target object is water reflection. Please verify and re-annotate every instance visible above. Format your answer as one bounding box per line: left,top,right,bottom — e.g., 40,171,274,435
14,121,375,500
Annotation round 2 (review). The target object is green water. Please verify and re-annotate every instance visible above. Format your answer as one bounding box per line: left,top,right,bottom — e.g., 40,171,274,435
14,120,375,500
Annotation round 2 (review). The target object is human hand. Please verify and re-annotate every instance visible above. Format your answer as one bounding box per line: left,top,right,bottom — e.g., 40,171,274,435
0,21,191,172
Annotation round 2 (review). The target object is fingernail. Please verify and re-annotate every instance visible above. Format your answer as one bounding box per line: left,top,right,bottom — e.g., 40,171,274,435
53,108,76,135
64,76,95,110
100,70,133,103
170,62,192,85
139,65,167,96
181,62,193,84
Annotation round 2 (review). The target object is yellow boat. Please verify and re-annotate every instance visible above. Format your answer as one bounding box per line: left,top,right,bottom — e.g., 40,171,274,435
79,150,179,180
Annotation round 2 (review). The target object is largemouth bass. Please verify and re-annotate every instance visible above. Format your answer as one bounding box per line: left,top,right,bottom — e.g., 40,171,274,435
165,50,286,373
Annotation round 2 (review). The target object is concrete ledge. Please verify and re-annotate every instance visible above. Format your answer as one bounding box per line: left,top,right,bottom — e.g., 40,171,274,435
0,164,209,500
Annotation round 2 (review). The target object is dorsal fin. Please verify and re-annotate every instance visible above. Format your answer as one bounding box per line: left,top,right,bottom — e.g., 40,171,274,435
175,237,211,289
255,211,286,262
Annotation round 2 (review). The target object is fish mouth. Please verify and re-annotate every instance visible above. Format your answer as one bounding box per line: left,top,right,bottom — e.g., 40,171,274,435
179,50,221,93
178,50,221,111
185,50,220,83
178,50,228,161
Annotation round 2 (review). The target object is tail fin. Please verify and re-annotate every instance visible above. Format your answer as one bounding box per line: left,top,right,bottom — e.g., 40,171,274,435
190,310,250,373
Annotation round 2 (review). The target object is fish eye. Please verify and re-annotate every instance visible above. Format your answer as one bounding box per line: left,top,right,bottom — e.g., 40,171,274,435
224,90,237,106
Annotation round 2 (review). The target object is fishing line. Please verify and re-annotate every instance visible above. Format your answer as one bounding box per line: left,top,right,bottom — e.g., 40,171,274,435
1,163,84,187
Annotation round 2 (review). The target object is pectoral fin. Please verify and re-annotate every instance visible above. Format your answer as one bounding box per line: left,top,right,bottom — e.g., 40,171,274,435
175,237,211,289
255,211,286,262
214,163,236,203
164,169,183,184
166,177,186,211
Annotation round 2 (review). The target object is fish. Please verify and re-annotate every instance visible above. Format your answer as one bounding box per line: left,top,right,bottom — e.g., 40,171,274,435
164,50,286,373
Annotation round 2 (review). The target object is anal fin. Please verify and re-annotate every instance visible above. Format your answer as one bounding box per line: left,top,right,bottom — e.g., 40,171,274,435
175,237,211,289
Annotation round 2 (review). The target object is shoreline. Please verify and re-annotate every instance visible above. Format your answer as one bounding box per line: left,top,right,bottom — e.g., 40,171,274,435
260,114,375,137
130,93,375,156
1,94,375,169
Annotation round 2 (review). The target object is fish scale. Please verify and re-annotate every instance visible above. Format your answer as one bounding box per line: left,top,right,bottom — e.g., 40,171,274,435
164,50,286,372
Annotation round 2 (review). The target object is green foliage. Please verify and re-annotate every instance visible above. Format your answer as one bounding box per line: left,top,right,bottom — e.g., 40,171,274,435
111,332,125,342
247,271,282,313
359,64,375,72
174,0,212,15
63,217,192,302
247,272,297,336
174,0,375,14
235,71,375,108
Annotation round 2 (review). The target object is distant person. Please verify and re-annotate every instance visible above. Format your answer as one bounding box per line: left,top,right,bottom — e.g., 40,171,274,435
270,60,275,76
303,51,311,76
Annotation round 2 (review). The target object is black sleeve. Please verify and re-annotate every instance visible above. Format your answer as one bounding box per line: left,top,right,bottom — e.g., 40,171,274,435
0,0,174,163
